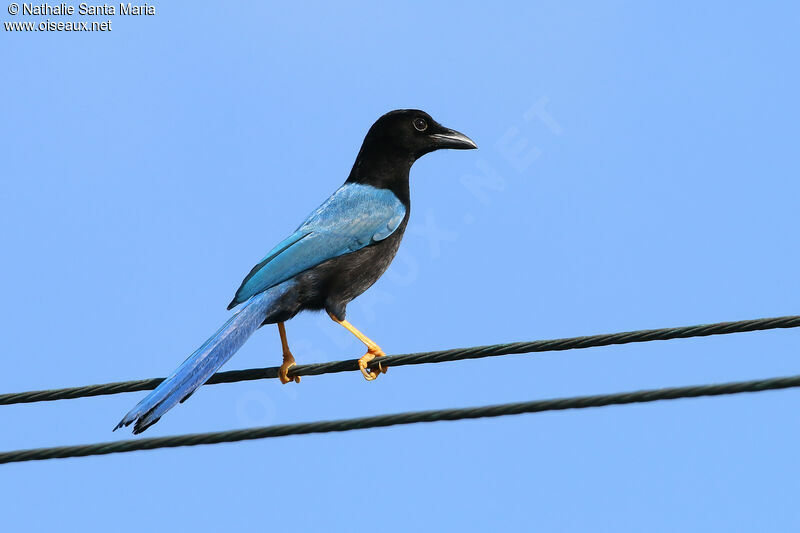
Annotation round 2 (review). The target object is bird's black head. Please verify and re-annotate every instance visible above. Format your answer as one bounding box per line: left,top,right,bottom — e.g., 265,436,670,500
348,110,477,197
361,109,477,161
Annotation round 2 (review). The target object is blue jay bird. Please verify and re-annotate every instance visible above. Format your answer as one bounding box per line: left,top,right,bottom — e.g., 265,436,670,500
116,109,477,434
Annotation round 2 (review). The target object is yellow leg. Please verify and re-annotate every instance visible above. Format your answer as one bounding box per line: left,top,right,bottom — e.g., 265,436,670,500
277,322,300,384
327,312,387,381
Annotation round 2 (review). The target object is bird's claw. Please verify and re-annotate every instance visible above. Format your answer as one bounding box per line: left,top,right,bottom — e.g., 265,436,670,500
358,347,387,381
279,355,300,384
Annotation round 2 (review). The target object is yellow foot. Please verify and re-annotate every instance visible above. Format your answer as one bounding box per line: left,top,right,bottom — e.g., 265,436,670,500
279,353,300,384
358,347,388,381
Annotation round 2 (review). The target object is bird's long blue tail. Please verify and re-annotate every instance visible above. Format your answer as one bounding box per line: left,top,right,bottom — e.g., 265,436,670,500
115,280,295,434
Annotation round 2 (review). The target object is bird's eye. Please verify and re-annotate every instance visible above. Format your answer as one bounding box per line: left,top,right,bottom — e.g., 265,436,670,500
413,118,428,132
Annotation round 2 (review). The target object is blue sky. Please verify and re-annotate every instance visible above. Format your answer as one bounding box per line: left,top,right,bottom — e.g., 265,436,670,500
2,2,799,531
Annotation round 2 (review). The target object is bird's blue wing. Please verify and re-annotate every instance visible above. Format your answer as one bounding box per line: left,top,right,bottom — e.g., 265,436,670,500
229,183,406,307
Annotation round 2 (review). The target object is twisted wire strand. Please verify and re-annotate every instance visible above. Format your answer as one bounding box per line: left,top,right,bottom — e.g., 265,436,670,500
1,315,798,406
2,372,799,464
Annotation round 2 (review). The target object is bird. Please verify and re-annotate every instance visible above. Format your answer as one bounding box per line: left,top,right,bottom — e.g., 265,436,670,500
115,109,477,434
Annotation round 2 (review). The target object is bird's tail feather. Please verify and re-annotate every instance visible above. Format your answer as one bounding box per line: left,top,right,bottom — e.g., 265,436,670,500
115,280,294,434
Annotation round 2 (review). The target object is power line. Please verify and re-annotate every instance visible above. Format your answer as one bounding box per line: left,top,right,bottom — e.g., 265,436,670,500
2,372,799,464
2,315,798,406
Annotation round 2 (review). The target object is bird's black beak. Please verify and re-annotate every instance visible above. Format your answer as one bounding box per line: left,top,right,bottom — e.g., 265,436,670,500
430,127,478,150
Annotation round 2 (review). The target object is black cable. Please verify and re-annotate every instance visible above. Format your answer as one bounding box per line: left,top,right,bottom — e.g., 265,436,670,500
2,372,799,464
2,315,798,406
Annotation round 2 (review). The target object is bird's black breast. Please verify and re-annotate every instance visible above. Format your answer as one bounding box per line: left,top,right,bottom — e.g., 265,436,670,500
261,214,409,324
